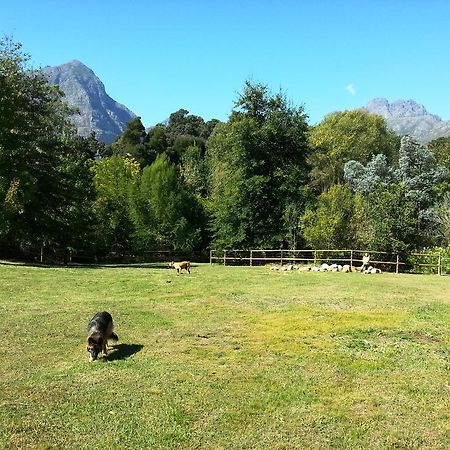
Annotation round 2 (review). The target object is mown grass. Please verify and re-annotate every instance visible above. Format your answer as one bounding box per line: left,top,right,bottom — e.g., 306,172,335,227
0,263,449,449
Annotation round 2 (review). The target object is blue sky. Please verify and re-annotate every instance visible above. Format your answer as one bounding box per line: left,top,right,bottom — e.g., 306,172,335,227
2,0,450,127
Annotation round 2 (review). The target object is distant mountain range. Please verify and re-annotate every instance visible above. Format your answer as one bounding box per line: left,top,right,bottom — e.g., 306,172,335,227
42,60,450,145
362,98,450,144
42,60,136,143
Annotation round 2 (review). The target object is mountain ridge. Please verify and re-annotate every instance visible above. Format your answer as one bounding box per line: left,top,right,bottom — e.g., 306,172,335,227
42,60,136,143
361,98,450,143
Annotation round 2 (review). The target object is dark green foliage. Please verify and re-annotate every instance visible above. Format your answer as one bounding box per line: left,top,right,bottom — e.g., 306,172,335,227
2,37,448,260
167,135,205,165
0,38,95,258
166,109,218,143
353,185,418,252
91,156,140,255
145,124,168,161
207,81,310,249
130,154,204,251
301,184,418,252
434,193,450,246
180,145,208,198
343,137,448,249
110,117,152,167
397,136,447,218
301,184,356,249
428,136,450,170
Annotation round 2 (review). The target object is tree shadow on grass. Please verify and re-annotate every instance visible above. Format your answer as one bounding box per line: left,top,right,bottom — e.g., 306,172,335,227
107,343,143,361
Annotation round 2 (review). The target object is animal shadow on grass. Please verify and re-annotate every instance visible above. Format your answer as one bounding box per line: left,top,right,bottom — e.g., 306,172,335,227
106,343,143,361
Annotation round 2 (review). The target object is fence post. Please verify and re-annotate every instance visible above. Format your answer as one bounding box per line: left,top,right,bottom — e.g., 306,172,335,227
438,254,442,276
210,249,213,265
396,254,399,274
223,250,227,266
314,250,317,265
250,250,253,267
40,245,44,263
280,249,283,266
350,250,353,268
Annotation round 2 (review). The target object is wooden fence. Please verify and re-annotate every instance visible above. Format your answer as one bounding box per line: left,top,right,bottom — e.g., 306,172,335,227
209,249,444,274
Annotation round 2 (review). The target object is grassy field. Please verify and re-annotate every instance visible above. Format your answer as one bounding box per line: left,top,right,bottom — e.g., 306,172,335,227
1,262,449,449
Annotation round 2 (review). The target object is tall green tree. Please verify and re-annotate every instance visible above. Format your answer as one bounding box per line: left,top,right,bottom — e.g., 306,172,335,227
434,193,450,246
353,185,418,252
180,144,208,198
166,109,215,142
428,136,450,171
145,123,168,162
110,117,152,167
130,154,203,251
397,136,447,218
0,37,94,258
206,81,310,249
301,184,356,249
308,110,399,192
344,153,396,193
91,156,140,255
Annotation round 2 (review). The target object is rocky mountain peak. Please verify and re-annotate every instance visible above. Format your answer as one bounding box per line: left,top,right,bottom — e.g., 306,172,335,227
42,61,135,143
362,98,449,143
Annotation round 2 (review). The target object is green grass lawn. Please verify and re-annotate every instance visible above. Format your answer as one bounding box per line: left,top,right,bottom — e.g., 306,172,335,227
1,263,449,449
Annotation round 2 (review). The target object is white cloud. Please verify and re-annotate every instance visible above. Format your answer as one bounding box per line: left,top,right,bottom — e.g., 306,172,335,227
345,83,356,95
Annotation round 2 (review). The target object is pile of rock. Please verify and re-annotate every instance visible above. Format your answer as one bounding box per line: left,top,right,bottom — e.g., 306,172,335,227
304,263,356,272
268,262,382,274
362,266,382,274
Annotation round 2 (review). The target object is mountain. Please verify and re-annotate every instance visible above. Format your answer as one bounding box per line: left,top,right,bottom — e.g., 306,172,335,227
42,60,136,143
362,98,450,144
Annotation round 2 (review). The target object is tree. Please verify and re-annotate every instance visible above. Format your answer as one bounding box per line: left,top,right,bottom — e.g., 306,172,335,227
344,153,397,193
428,136,450,171
353,184,418,252
145,124,168,163
166,109,205,142
308,110,399,192
396,136,447,242
91,156,140,255
206,81,310,249
180,144,208,198
301,184,356,249
434,193,450,246
130,154,203,251
0,37,94,259
166,135,205,165
110,117,152,167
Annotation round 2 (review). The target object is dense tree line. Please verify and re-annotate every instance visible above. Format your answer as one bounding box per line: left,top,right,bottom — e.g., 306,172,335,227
1,38,449,262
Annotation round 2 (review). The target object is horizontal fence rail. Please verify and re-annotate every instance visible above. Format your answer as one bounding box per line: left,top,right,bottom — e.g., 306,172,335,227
210,249,444,275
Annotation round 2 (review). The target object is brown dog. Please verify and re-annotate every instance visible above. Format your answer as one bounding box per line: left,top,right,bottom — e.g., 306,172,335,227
169,261,191,274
